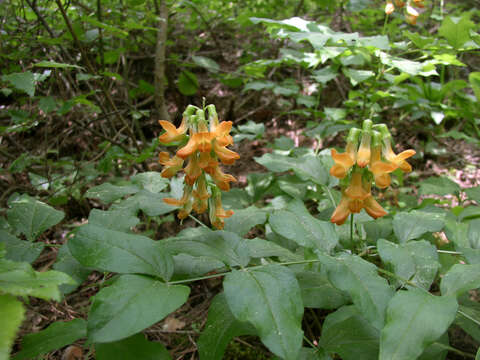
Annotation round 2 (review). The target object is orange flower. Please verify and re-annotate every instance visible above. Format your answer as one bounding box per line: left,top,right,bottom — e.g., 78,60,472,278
158,118,187,144
184,154,202,185
176,132,215,159
413,0,425,8
345,171,371,200
394,0,405,7
330,192,387,225
159,152,184,178
330,142,356,179
383,138,416,173
213,141,240,165
164,185,194,220
385,1,395,14
363,196,387,219
210,166,237,191
212,121,234,147
369,146,397,188
330,193,351,225
209,192,234,230
405,5,419,24
192,176,210,214
163,184,192,207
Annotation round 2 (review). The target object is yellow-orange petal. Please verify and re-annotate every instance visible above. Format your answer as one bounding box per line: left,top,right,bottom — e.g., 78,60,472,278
399,160,412,173
330,164,348,179
163,198,183,206
176,137,198,159
211,166,236,191
331,148,355,167
374,173,391,189
159,152,184,178
364,196,387,219
212,121,233,138
356,146,371,168
345,172,370,200
348,199,364,213
395,149,416,162
213,142,240,165
194,132,215,153
330,196,351,226
385,1,394,14
184,156,202,185
158,119,187,144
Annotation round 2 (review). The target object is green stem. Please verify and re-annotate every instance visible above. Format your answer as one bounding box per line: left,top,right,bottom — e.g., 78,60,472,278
188,214,209,228
322,184,336,208
168,259,323,285
458,310,480,327
433,341,475,359
350,213,354,243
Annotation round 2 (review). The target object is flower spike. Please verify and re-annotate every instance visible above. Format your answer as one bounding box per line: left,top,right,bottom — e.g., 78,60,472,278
158,103,237,229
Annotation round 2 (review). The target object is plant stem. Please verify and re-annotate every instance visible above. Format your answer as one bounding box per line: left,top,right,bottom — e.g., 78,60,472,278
188,214,209,228
168,259,323,285
350,213,354,243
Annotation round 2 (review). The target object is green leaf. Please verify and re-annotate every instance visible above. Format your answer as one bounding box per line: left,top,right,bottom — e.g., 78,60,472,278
198,293,256,360
88,209,139,232
0,294,25,360
465,185,480,203
393,210,445,243
111,190,176,216
342,68,374,86
177,71,198,95
320,305,379,360
96,333,171,360
379,289,458,360
7,194,64,241
269,199,338,253
418,176,460,196
88,274,189,343
0,230,44,263
311,66,337,84
38,96,57,113
469,72,480,102
438,15,475,49
2,72,35,97
245,238,300,261
131,172,169,193
0,258,73,301
296,271,349,309
440,264,480,297
377,239,440,290
363,218,392,242
34,61,85,70
224,206,267,236
317,253,394,329
164,227,249,267
172,254,224,277
85,183,140,203
224,265,303,360
455,302,480,343
243,80,275,92
69,224,174,281
13,319,86,360
192,55,220,73
53,244,90,295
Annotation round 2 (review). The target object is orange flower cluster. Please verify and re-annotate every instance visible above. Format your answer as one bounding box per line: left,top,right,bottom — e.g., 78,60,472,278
330,120,415,225
158,104,239,229
385,0,425,25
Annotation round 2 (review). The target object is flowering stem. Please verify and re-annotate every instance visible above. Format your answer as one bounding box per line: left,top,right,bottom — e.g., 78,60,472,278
350,213,354,243
188,214,209,228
